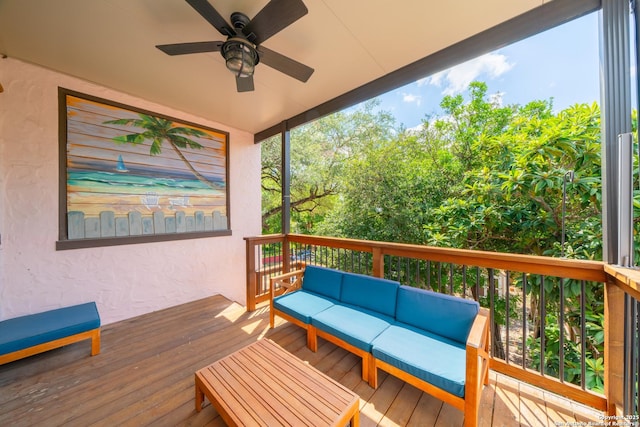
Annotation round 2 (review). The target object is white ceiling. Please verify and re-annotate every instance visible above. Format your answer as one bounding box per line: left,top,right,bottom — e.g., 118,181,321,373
0,0,546,135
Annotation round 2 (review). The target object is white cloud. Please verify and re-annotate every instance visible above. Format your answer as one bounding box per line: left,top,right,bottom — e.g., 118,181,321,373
402,92,422,106
426,53,514,95
489,91,505,106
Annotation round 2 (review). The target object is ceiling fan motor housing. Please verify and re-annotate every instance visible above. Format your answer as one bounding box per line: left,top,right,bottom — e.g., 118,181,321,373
230,12,250,31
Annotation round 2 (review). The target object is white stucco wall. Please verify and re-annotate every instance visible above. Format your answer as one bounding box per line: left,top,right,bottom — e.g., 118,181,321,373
0,58,261,324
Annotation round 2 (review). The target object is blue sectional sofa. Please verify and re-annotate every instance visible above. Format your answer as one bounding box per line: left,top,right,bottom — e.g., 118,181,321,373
0,302,101,365
270,265,489,427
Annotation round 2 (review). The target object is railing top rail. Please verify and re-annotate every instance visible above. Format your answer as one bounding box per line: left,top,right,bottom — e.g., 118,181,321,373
604,264,640,301
244,234,286,245
286,233,606,282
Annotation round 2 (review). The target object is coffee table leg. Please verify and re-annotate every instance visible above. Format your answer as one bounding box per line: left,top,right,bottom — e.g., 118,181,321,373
350,409,360,427
195,380,204,412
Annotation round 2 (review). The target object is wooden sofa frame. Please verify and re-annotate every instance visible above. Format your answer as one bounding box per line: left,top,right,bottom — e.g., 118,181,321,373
270,267,491,427
0,328,100,366
370,307,490,427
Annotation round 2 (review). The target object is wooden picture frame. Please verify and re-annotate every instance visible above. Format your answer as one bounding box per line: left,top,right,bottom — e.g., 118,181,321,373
57,88,231,250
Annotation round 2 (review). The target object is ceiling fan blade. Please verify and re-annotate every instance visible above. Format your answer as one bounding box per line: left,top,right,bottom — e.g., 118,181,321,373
186,0,235,37
156,41,223,55
242,0,308,45
257,46,314,82
236,76,255,92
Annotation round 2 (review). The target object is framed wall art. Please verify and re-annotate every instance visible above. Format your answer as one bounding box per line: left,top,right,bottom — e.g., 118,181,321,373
57,88,231,250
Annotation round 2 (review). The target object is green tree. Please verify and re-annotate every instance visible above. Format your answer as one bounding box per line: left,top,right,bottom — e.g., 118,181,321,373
323,82,515,244
104,114,218,190
261,100,397,234
321,131,457,243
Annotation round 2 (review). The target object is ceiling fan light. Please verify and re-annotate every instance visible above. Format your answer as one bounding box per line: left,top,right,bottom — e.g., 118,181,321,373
222,39,258,78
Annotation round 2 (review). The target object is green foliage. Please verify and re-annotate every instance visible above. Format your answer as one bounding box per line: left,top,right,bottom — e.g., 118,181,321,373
424,95,602,256
261,100,397,234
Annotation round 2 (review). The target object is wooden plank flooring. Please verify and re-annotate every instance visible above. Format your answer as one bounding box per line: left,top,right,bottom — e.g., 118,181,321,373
0,296,604,426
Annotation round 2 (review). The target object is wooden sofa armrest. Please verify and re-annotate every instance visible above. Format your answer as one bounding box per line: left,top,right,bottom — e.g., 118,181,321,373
464,306,490,427
269,267,306,298
466,307,489,349
269,267,306,329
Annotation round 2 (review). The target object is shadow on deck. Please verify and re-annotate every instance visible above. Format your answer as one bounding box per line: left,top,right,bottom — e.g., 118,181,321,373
0,295,604,426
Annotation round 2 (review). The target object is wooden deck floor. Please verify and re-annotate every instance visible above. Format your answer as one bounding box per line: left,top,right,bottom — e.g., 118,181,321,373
0,296,604,426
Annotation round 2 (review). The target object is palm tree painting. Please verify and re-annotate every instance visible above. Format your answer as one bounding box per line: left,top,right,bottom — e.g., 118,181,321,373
62,90,229,240
103,114,219,191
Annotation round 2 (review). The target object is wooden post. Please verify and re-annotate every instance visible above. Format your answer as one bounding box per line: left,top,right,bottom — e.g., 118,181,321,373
283,234,291,274
372,247,384,278
604,280,625,416
245,238,257,312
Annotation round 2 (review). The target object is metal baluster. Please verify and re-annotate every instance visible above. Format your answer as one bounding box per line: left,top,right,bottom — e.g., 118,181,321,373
635,299,640,414
449,264,454,295
489,269,496,357
580,280,587,389
522,273,528,369
475,267,481,303
350,250,355,273
506,271,510,363
462,266,467,298
559,278,565,383
540,276,546,376
406,257,410,286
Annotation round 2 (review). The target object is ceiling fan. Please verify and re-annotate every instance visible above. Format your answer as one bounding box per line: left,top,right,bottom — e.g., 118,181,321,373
156,0,314,92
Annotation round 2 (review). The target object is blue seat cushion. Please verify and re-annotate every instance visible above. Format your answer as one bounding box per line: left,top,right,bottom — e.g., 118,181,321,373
372,323,467,398
311,304,392,352
340,272,399,318
0,302,101,355
302,265,344,301
273,290,335,324
395,286,479,344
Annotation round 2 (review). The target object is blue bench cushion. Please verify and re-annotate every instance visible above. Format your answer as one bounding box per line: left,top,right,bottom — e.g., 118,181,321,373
273,290,335,324
372,323,467,397
395,286,479,344
311,304,392,352
340,272,399,318
0,302,101,356
302,265,344,301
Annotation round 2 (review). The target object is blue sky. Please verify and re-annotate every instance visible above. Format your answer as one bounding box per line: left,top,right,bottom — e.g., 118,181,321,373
374,12,603,130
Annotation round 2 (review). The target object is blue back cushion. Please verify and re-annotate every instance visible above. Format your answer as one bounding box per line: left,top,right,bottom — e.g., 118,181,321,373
341,272,399,317
302,265,343,300
395,286,479,344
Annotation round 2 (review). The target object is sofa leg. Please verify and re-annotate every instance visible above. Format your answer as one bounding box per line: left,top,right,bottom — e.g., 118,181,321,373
368,358,378,388
463,386,480,427
361,354,370,383
463,406,478,427
307,326,318,352
91,329,101,356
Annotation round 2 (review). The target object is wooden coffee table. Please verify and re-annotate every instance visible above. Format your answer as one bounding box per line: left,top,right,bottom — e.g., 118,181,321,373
195,339,360,426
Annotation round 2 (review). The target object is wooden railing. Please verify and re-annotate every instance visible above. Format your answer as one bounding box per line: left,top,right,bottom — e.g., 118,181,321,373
245,233,633,414
603,265,640,418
